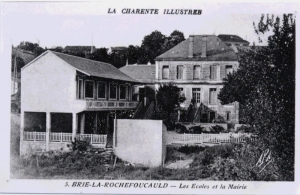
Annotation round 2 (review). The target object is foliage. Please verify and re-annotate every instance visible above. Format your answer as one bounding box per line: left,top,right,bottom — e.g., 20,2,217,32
236,125,251,133
209,125,225,134
87,48,110,63
156,83,186,127
70,138,91,151
17,41,46,55
11,56,25,73
141,30,185,64
218,14,295,180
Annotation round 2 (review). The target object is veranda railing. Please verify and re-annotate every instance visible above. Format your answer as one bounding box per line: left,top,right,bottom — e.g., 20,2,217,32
23,132,107,144
75,134,107,144
23,131,46,141
50,132,72,142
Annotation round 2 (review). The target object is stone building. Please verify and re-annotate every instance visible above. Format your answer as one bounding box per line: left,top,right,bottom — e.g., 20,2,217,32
155,35,240,123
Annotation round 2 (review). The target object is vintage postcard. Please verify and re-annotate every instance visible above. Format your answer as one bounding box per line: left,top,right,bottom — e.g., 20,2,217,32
0,0,299,194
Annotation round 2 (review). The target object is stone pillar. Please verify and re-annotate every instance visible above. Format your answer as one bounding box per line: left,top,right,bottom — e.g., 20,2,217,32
72,113,77,141
46,112,51,151
178,110,180,122
20,112,24,155
80,113,85,134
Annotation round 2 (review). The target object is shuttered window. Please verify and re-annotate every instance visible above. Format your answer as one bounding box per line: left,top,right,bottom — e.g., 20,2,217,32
225,65,233,78
177,65,184,79
209,88,217,104
210,65,217,80
162,66,169,79
193,65,201,79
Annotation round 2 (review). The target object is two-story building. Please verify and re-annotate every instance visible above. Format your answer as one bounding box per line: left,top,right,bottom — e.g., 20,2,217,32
155,35,239,123
20,50,139,155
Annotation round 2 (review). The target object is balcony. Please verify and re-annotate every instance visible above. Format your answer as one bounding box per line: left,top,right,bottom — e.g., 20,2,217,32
86,100,139,110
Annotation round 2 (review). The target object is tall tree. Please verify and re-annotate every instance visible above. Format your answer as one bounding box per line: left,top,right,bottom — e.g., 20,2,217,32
156,83,186,127
218,14,295,180
163,30,185,51
87,48,109,63
17,41,46,55
141,30,167,64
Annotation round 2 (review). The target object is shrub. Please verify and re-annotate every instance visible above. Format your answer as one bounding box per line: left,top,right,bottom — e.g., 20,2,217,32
236,125,251,133
209,125,225,134
70,138,91,151
177,145,206,154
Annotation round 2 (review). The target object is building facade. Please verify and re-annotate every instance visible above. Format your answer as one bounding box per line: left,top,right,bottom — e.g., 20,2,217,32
155,35,239,123
20,50,139,155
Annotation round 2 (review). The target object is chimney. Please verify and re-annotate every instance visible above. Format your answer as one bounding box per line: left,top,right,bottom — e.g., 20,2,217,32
201,36,207,58
188,35,194,58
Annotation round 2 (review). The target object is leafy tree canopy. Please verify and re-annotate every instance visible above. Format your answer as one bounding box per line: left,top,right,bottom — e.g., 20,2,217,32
17,41,46,56
218,14,295,180
156,83,186,120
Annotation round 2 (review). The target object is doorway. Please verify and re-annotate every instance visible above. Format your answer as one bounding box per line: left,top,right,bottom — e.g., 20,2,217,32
209,111,215,123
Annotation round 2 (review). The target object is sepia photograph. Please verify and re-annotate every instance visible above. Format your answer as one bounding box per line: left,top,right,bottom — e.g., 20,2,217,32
1,1,299,194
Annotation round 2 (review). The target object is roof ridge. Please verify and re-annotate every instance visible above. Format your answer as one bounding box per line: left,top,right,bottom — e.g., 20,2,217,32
51,51,113,66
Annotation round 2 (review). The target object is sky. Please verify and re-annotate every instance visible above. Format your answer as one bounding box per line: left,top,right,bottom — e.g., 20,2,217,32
1,1,298,50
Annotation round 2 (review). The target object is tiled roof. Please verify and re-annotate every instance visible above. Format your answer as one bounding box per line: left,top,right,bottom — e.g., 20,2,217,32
119,65,156,84
156,35,237,61
52,51,139,83
218,34,249,44
111,47,127,51
64,46,96,52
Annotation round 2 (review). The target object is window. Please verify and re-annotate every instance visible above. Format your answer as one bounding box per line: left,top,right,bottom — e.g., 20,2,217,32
225,65,233,78
77,79,83,99
119,84,127,100
209,88,217,104
193,65,201,79
109,83,117,99
210,65,218,80
127,85,131,101
97,82,106,99
85,80,94,99
226,111,231,121
192,88,201,103
177,65,184,79
162,66,169,79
